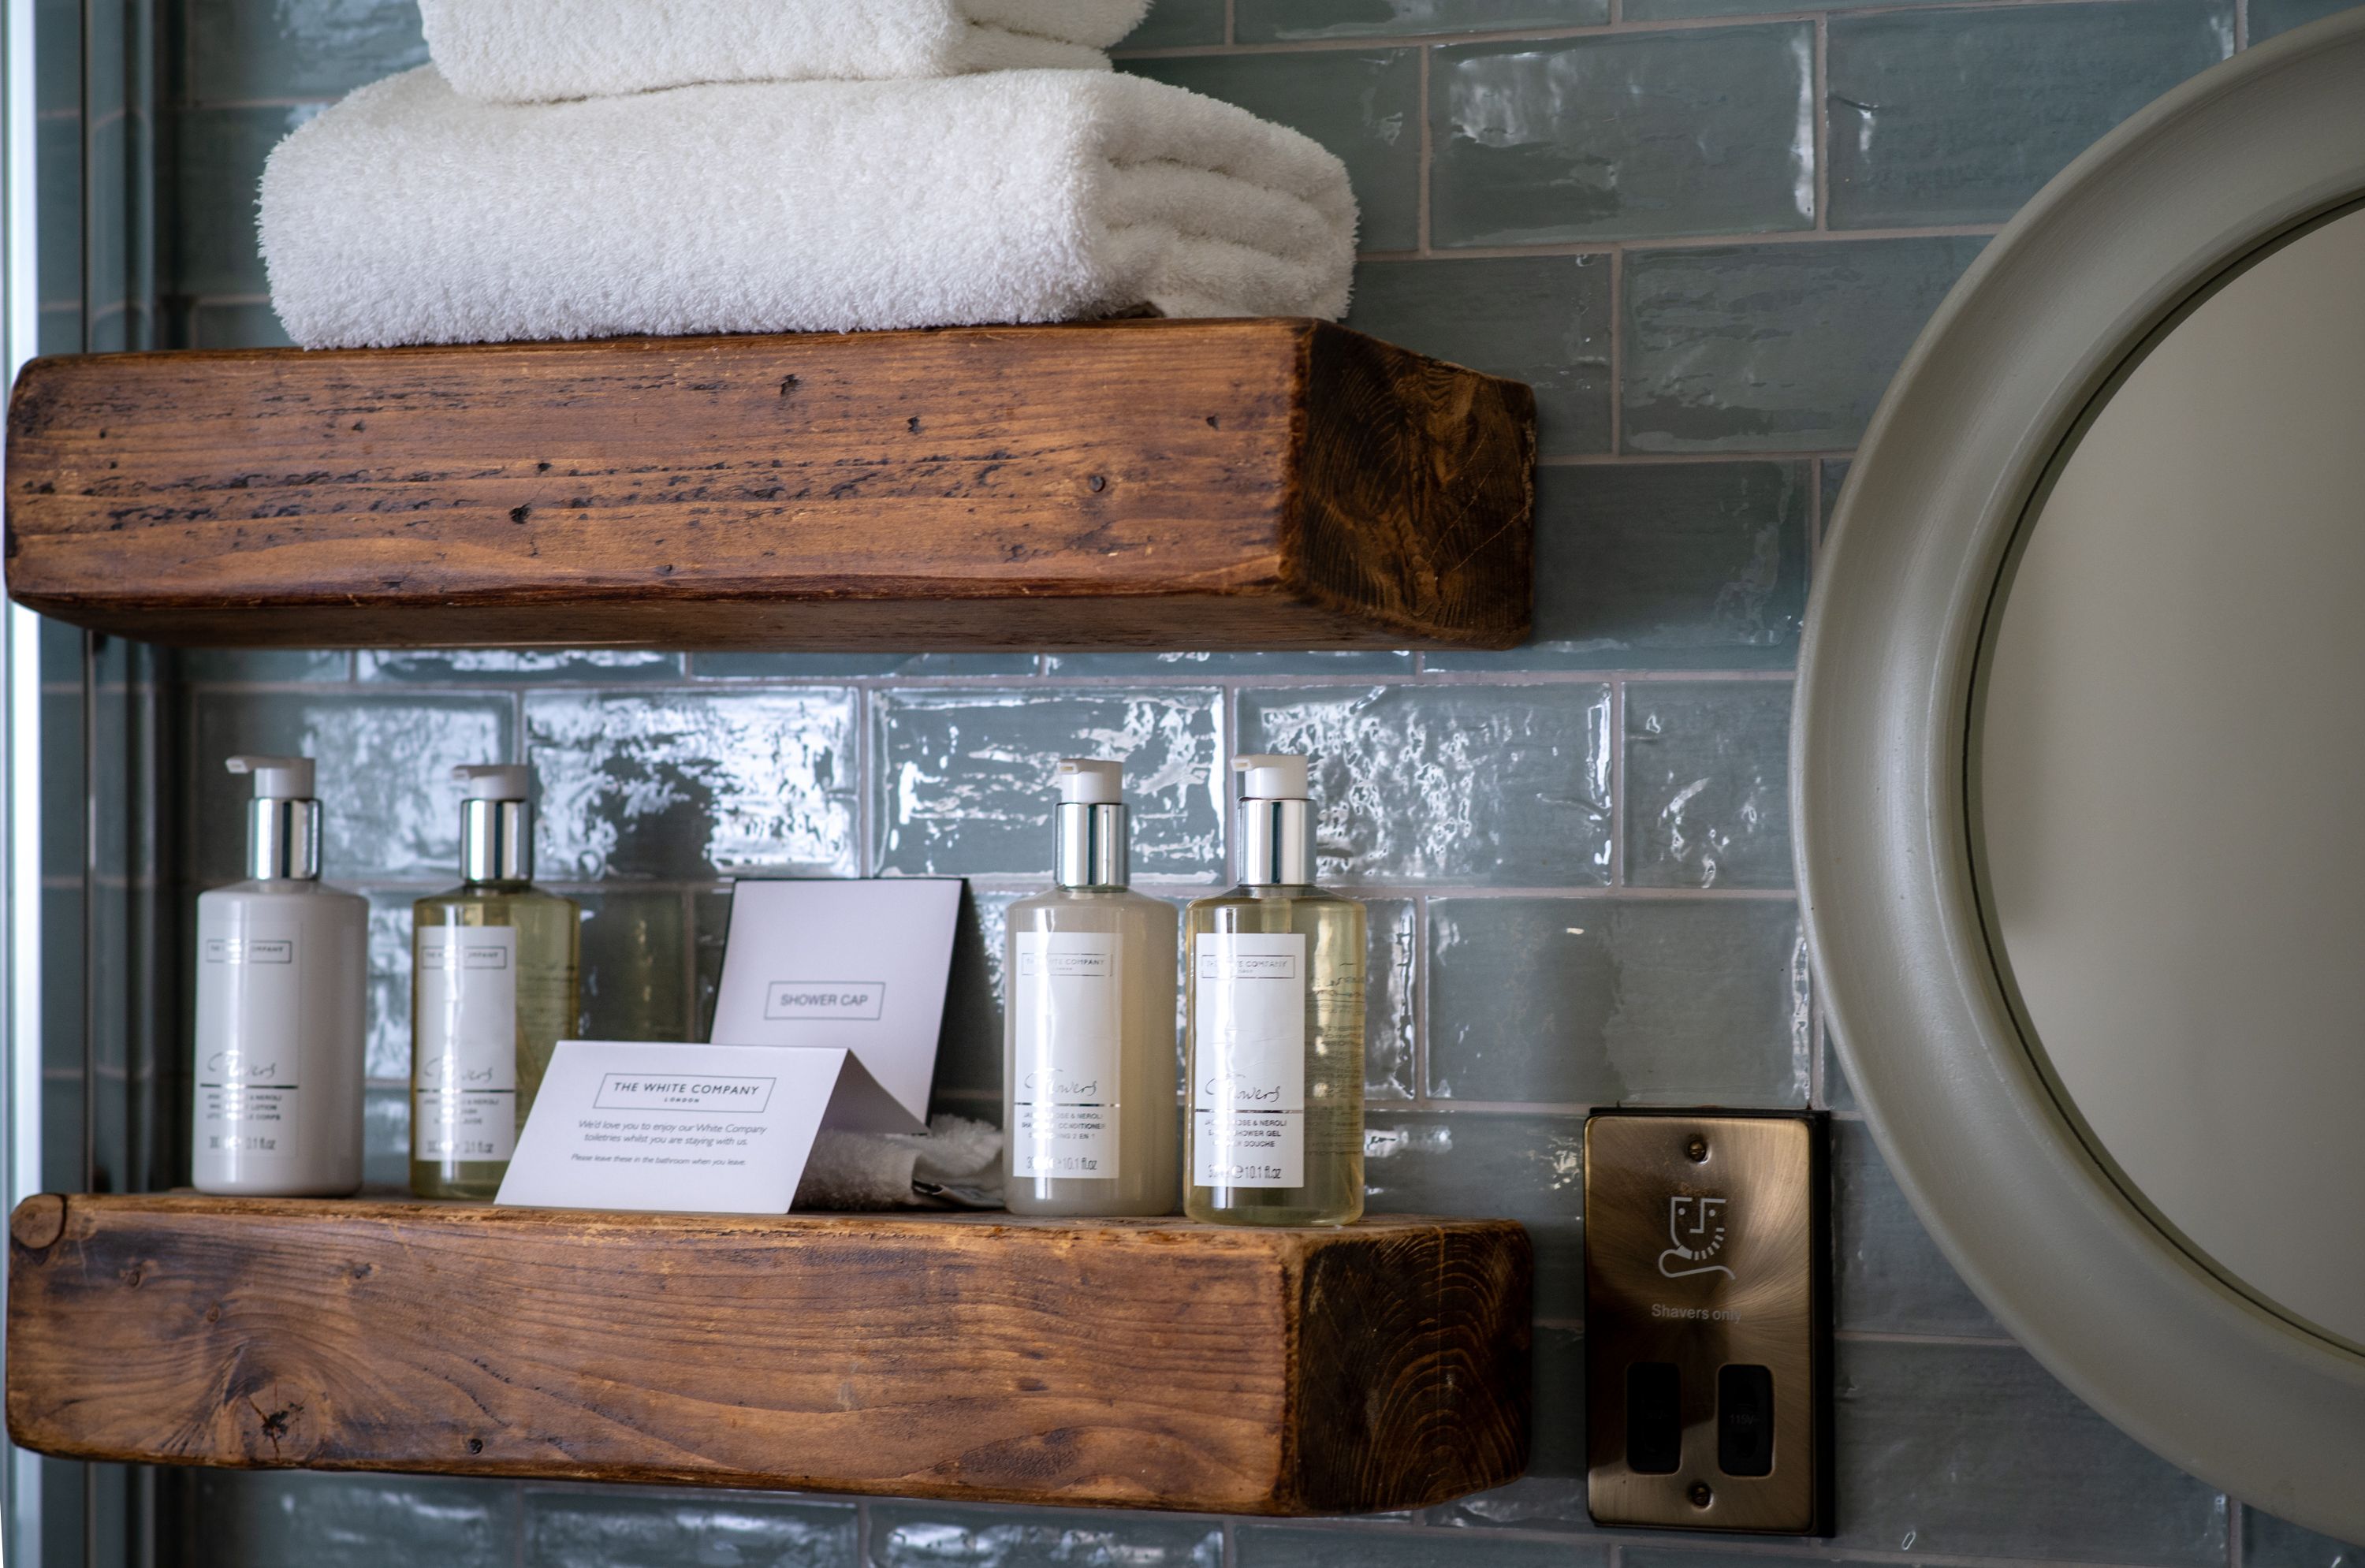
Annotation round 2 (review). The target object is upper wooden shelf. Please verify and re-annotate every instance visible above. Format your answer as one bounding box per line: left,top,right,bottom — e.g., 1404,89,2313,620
2,319,1536,651
6,1194,1531,1516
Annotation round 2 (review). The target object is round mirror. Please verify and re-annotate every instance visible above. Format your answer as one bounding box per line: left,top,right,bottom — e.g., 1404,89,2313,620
1973,207,2365,1354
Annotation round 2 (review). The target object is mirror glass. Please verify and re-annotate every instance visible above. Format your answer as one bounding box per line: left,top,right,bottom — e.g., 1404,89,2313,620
1975,206,2365,1350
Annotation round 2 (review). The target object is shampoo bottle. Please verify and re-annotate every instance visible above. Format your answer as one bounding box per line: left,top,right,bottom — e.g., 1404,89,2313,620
410,765,580,1200
192,755,367,1197
1185,754,1366,1226
1003,759,1179,1216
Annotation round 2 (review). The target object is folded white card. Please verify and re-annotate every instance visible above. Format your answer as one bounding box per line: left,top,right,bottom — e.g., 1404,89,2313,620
708,877,963,1134
493,1040,894,1213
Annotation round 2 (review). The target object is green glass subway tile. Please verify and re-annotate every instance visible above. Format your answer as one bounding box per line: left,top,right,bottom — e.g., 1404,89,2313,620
37,304,80,355
40,888,82,1075
1625,680,1794,889
363,890,415,1081
1346,256,1610,457
1833,1339,2227,1563
1833,1119,2001,1337
1431,26,1815,247
39,687,82,878
359,650,686,683
693,653,1037,679
1820,455,1853,540
1123,50,1421,250
177,648,351,682
1365,897,1417,1101
2251,0,2363,37
37,112,80,307
1239,0,1606,41
524,1487,857,1568
1430,462,1810,672
1238,1520,1602,1566
874,688,1222,879
1622,237,1987,453
39,1073,83,1192
192,691,512,884
1426,896,1809,1104
1365,1110,1585,1316
929,886,1020,1101
190,1471,520,1568
1828,0,2232,229
1119,0,1227,47
2244,1508,2363,1568
85,110,130,306
1042,651,1411,676
1626,1549,1889,1568
527,689,859,881
869,1503,1221,1566
35,0,76,114
176,106,321,299
1820,1029,1857,1110
574,890,690,1043
364,1082,410,1185
693,888,731,1040
1238,684,1612,885
191,300,294,348
188,0,427,104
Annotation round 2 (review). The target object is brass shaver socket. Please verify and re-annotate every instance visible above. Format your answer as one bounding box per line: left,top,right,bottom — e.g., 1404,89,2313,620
1585,1110,1833,1535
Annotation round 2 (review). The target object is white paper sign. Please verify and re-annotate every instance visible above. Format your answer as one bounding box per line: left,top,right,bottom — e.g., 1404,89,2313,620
494,1041,899,1213
708,878,963,1134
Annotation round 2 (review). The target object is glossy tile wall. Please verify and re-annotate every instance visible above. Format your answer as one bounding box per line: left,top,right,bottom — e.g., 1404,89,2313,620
22,0,2365,1562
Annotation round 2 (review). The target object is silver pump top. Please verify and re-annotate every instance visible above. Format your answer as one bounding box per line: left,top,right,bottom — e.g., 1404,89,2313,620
228,754,321,881
455,762,534,883
1235,753,1316,887
1053,758,1129,888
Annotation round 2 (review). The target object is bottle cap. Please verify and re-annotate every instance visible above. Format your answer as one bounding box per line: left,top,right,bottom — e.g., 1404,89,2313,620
226,754,316,800
1234,754,1310,801
453,763,532,802
1054,758,1123,805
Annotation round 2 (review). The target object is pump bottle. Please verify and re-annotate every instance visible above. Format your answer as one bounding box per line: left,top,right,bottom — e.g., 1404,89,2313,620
410,764,581,1201
1185,754,1366,1226
192,755,367,1197
1002,759,1179,1216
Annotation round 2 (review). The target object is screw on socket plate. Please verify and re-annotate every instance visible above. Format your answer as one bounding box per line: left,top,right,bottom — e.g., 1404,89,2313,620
1689,1482,1714,1509
1685,1134,1710,1163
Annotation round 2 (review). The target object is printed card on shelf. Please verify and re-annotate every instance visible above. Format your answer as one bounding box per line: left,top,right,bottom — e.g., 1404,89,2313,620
493,1040,900,1214
707,877,964,1134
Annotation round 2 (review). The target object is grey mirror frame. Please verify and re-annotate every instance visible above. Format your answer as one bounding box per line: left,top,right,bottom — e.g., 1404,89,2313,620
1793,9,2365,1540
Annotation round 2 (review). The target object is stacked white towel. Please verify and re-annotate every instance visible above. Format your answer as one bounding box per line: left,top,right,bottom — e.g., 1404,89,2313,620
423,0,1153,101
259,5,1358,349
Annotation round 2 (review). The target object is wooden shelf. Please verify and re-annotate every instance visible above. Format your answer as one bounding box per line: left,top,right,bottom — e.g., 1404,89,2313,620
2,319,1536,651
5,1194,1531,1515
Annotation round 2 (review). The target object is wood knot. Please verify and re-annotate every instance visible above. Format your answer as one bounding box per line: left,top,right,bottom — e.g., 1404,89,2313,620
1086,475,1108,493
508,505,531,524
9,1194,65,1252
778,375,799,398
121,1265,143,1287
466,1438,484,1454
907,415,922,434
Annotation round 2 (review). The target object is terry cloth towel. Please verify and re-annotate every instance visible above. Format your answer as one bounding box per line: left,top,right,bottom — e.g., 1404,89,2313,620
422,0,1152,102
791,1115,1006,1211
260,67,1357,349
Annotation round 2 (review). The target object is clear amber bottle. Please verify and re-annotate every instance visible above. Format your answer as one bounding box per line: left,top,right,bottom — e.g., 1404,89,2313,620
410,765,581,1201
1186,756,1365,1226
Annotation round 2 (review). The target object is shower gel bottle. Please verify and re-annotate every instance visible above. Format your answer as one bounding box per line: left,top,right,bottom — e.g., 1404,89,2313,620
192,756,367,1197
1186,754,1365,1226
1003,759,1179,1216
410,765,580,1200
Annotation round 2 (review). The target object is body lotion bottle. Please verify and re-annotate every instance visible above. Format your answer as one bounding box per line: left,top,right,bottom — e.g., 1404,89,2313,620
192,756,367,1197
410,765,581,1200
1003,759,1179,1216
1186,754,1365,1226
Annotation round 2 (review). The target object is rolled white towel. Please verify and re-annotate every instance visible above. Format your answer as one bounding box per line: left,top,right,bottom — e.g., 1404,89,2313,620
260,67,1358,349
423,0,1151,102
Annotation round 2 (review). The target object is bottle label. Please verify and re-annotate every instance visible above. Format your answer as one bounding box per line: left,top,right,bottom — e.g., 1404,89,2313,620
1192,932,1306,1189
414,925,520,1163
1011,931,1123,1179
196,928,304,1160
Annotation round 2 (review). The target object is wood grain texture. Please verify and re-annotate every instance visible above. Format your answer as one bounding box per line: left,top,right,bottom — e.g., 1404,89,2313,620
2,319,1535,651
6,1195,1530,1515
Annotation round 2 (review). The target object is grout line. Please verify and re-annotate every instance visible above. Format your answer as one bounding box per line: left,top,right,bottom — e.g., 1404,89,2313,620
1607,245,1626,453
2228,1499,2245,1568
2233,0,2249,47
1415,45,1433,255
1813,15,1832,229
1608,676,1628,886
1224,0,1236,45
1412,893,1431,1102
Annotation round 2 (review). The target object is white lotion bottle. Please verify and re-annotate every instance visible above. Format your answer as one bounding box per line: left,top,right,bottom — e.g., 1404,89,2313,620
192,755,367,1197
1003,758,1179,1216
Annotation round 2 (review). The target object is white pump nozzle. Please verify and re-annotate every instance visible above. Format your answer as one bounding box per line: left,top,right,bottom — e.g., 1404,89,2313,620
1054,758,1123,805
226,754,315,800
1233,754,1310,801
453,764,532,802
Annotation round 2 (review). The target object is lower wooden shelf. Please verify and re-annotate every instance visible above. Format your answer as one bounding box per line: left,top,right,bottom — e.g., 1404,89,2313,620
5,1194,1530,1516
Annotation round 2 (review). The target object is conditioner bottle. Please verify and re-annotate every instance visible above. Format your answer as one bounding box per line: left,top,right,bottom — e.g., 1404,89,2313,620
1185,754,1365,1226
410,765,580,1200
192,756,367,1196
1003,759,1179,1216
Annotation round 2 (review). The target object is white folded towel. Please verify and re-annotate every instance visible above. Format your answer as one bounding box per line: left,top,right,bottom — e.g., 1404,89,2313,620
792,1115,1006,1211
423,0,1151,102
260,67,1358,349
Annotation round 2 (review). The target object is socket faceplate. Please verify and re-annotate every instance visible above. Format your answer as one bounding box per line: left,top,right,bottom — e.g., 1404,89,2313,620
1585,1111,1831,1534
